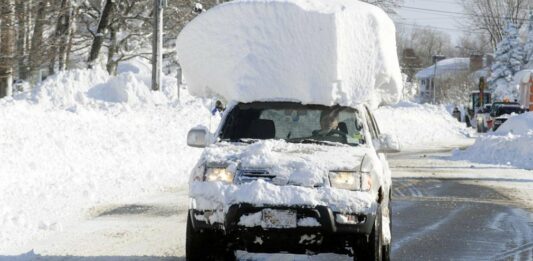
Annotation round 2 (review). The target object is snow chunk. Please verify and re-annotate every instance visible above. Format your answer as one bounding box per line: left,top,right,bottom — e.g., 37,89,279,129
190,180,374,214
297,217,320,227
176,0,402,108
238,212,262,227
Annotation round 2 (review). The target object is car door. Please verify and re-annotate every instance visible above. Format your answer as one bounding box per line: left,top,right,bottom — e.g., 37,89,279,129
364,106,392,197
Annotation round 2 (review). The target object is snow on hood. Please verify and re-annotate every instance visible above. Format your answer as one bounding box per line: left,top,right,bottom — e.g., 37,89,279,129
190,140,374,214
199,140,369,187
176,0,402,109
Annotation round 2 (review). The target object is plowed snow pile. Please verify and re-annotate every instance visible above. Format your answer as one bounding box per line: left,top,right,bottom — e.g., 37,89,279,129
177,0,402,108
452,112,533,169
0,63,215,254
374,101,474,150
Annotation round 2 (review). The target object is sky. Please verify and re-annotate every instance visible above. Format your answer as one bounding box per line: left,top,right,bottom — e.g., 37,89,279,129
394,0,466,44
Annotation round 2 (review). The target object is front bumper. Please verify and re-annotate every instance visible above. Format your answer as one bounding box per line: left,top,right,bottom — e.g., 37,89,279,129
189,203,377,254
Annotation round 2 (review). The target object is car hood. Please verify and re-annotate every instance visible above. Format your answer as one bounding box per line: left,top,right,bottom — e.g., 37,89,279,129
198,140,370,187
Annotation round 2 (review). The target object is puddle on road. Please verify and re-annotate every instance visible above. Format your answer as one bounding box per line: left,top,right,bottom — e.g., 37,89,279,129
91,204,185,218
99,204,154,216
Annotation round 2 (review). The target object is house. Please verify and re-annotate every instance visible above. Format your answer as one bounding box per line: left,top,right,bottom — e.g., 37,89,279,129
415,55,486,103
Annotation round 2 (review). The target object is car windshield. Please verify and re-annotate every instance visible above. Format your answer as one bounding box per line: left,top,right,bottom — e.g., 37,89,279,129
219,102,366,146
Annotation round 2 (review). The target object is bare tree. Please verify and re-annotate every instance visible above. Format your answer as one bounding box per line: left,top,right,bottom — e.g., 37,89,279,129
0,0,16,98
461,0,529,49
48,0,75,73
15,1,29,80
396,25,455,68
28,0,49,82
87,0,116,68
455,33,492,57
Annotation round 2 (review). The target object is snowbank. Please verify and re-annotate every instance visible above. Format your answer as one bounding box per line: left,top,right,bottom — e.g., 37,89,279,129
177,0,402,108
0,63,215,253
374,101,474,150
27,61,175,109
495,112,533,135
452,112,533,169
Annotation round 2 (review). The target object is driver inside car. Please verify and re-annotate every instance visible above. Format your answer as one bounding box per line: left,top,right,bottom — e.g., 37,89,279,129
312,108,348,143
314,109,339,134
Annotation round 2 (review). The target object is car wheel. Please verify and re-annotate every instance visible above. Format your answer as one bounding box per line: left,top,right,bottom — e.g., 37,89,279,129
354,205,383,261
186,214,234,261
382,199,392,261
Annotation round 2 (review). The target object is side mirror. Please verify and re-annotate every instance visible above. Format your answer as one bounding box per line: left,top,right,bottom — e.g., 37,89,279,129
373,133,401,154
187,127,210,148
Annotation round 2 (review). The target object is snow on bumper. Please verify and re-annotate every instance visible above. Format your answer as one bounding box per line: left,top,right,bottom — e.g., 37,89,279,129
189,179,375,222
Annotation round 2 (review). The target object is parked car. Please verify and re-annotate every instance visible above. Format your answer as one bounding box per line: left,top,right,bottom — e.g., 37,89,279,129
489,102,527,131
186,101,400,261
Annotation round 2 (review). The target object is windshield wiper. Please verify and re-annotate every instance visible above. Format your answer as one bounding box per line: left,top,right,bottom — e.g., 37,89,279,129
287,138,343,146
220,138,260,144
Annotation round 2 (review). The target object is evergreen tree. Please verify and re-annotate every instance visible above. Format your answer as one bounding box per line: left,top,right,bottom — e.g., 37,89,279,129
524,11,533,67
489,20,524,100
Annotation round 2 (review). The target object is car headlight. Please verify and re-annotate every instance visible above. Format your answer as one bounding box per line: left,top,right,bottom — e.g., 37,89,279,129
204,167,234,183
329,171,372,191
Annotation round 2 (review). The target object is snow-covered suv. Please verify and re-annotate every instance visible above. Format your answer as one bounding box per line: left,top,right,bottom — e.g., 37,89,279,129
186,101,399,261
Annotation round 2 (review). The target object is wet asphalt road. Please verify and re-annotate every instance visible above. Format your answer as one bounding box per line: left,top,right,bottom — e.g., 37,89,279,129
391,178,532,261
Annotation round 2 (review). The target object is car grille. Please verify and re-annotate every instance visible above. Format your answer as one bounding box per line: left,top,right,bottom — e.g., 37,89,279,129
235,168,276,184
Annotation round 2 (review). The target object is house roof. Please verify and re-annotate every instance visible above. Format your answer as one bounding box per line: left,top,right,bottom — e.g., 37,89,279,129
415,58,470,79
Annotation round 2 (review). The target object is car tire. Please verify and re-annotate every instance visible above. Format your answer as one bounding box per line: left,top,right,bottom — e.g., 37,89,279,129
354,205,383,261
382,199,392,261
186,214,234,261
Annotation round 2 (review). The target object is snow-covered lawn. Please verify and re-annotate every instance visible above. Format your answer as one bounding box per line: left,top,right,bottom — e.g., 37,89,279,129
452,112,533,170
0,67,212,254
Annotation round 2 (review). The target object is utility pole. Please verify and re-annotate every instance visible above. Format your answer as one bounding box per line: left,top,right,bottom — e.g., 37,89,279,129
152,0,165,91
432,55,446,104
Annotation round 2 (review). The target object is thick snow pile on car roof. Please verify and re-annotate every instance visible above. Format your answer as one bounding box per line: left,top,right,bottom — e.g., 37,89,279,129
177,0,402,108
453,112,533,170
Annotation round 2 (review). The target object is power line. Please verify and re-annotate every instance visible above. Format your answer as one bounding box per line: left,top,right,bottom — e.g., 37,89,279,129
398,5,531,22
395,22,483,34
